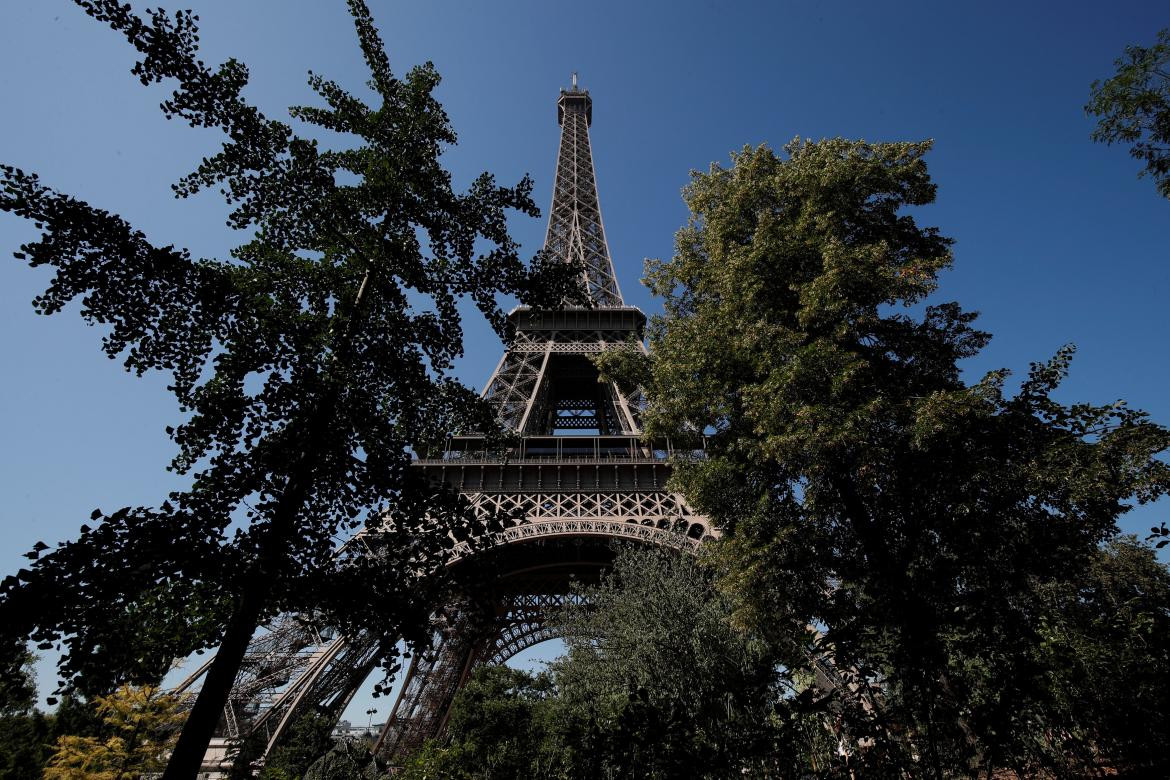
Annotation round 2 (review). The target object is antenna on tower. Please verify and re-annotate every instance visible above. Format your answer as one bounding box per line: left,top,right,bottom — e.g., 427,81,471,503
571,71,578,90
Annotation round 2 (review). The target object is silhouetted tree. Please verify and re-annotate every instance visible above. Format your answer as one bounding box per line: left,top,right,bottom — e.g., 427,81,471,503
0,1,576,775
399,548,819,779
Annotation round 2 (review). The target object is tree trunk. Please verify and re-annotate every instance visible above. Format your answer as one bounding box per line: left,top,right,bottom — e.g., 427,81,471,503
162,585,266,779
161,458,319,778
161,444,326,777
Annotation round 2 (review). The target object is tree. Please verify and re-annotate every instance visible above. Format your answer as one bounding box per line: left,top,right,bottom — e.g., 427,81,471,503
598,139,1170,775
0,652,112,779
1087,29,1170,198
548,547,789,778
397,665,557,780
399,548,829,779
0,0,575,775
259,712,341,780
1031,536,1170,774
43,684,186,779
0,709,53,780
0,645,36,717
0,647,55,779
302,738,382,780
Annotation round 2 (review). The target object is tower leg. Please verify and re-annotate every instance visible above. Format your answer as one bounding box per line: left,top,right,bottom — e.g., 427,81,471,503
374,624,478,762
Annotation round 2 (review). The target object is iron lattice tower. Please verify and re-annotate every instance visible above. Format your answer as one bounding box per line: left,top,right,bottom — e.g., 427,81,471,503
177,78,714,772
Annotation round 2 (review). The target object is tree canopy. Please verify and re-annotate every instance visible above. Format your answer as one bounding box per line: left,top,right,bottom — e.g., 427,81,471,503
0,0,575,773
597,138,1170,776
0,649,55,779
399,537,1170,779
43,684,186,780
547,547,783,778
1087,28,1170,199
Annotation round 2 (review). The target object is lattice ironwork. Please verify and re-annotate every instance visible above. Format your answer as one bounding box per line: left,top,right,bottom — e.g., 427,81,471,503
374,589,588,761
511,328,636,351
466,489,707,534
250,632,383,754
546,77,623,307
484,334,641,436
483,591,585,665
172,614,340,742
373,624,474,761
482,345,549,432
186,80,715,773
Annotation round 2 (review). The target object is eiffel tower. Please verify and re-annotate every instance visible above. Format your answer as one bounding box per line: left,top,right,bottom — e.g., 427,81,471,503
180,76,713,772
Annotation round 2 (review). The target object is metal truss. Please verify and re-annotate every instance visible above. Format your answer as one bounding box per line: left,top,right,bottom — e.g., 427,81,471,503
249,632,382,754
175,620,384,776
464,489,711,543
372,620,478,761
546,83,623,307
482,329,641,436
483,591,585,665
172,614,338,741
511,328,638,351
482,346,549,432
374,590,585,761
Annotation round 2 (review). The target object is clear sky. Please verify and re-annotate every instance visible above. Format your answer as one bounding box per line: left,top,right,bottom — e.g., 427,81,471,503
1,0,1168,719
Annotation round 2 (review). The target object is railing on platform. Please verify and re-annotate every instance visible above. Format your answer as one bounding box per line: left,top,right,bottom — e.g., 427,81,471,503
413,435,706,465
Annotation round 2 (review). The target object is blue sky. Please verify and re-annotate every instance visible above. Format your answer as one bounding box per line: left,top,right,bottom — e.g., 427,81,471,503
2,0,1168,715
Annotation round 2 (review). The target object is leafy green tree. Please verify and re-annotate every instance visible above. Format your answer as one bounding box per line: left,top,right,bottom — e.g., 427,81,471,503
0,645,36,717
0,0,575,775
0,661,109,780
0,710,53,780
302,738,382,780
1031,536,1170,774
0,647,53,779
549,547,788,778
598,139,1170,776
259,712,340,780
50,694,107,751
43,684,186,779
395,738,474,780
397,665,559,780
401,548,833,779
1087,29,1170,198
447,665,563,779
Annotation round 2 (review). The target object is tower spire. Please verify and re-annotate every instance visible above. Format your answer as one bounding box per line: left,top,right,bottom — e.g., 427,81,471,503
547,76,623,307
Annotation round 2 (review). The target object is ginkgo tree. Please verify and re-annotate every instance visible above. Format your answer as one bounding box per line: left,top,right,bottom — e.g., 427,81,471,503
0,0,576,776
44,684,186,780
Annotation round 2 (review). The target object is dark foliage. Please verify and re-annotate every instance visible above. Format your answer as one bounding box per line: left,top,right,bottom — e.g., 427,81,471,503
0,682,105,780
1087,29,1170,199
598,139,1170,776
259,712,339,780
0,0,578,773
